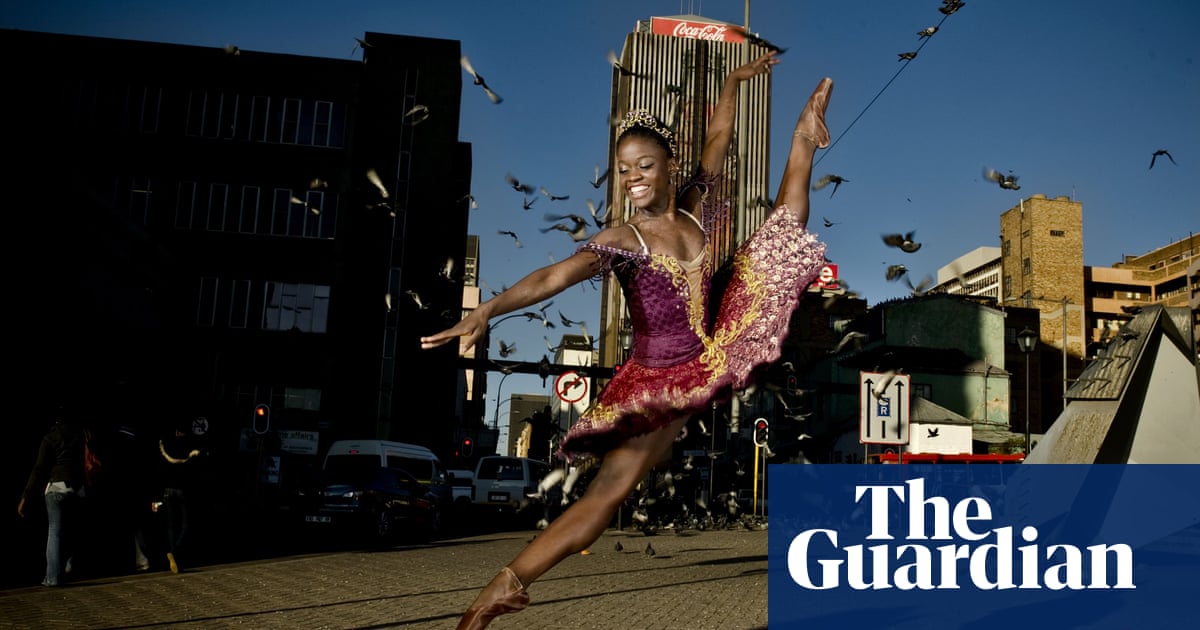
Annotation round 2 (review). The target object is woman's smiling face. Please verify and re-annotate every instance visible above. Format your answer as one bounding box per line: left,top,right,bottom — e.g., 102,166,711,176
616,134,673,211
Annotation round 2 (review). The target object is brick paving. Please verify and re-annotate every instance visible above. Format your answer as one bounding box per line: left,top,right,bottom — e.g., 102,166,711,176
0,527,768,629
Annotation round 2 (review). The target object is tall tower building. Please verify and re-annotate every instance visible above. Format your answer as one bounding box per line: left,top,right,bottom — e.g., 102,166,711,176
597,15,775,371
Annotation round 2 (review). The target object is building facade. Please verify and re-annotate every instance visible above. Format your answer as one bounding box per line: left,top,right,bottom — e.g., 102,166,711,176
4,29,474,504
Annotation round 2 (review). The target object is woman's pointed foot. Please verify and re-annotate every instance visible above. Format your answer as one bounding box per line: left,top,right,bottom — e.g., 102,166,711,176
456,567,530,630
795,77,833,149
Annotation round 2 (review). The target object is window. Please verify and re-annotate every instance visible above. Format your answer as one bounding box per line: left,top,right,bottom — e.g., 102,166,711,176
196,277,219,327
271,188,292,235
229,278,251,328
127,177,152,225
1003,275,1012,295
262,281,330,333
206,183,229,231
238,186,260,234
312,101,333,147
139,86,162,133
913,383,932,400
1022,257,1031,274
1050,230,1064,237
248,95,270,142
1002,239,1010,257
280,98,301,144
175,181,197,229
283,387,322,411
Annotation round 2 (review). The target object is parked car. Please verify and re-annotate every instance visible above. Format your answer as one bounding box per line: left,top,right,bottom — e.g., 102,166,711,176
473,456,552,526
304,463,440,544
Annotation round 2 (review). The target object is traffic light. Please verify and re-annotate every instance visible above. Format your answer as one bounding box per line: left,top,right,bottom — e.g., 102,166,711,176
252,403,270,434
537,355,551,384
613,363,623,375
461,438,473,457
753,418,769,447
786,375,797,393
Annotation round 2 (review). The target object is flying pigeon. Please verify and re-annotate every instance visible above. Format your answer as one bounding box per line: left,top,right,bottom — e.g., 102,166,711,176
541,213,590,242
591,165,610,189
728,25,787,54
885,264,908,281
404,104,429,125
882,231,922,253
522,195,537,211
812,174,849,197
540,187,569,201
832,331,866,354
607,49,641,77
939,0,966,16
498,340,517,358
498,230,523,248
1149,149,1176,169
587,199,610,228
984,167,1021,190
405,290,429,310
505,173,535,195
460,55,503,104
350,37,373,57
822,216,840,228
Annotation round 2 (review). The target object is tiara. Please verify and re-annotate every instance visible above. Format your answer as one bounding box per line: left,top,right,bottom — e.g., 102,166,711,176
618,109,676,157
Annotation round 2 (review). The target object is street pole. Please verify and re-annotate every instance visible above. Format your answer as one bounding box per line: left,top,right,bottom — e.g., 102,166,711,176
1061,297,1068,410
1024,351,1031,454
491,371,511,430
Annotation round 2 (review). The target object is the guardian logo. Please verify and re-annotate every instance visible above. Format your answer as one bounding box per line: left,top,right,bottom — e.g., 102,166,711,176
787,478,1136,591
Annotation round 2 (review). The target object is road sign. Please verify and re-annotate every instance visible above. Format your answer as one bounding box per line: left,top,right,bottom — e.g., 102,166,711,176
554,370,588,403
859,371,911,445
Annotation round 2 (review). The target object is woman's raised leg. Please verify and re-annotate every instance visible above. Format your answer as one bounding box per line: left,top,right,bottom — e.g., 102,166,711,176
774,77,833,228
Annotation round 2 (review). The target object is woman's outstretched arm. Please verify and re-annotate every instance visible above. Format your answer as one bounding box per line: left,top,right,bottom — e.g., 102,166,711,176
419,251,602,355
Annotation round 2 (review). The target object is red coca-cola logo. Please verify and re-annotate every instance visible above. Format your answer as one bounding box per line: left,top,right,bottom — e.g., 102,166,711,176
671,22,729,41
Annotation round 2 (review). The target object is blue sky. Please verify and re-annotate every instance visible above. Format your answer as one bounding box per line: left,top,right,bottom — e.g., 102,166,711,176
6,1,1196,447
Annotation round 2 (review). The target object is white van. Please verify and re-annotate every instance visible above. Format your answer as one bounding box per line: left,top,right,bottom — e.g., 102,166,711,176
323,439,451,507
472,456,553,512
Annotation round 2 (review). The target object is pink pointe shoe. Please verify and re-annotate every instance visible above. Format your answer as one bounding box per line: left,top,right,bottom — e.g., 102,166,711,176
456,567,530,630
795,77,833,149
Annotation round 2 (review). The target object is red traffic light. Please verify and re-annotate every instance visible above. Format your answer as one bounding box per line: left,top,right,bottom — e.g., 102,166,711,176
755,419,768,430
254,405,268,417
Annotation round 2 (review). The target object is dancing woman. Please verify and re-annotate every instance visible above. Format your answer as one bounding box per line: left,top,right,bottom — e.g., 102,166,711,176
421,50,833,629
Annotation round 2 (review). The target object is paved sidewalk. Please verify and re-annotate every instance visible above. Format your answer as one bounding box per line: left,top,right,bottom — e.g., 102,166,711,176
0,527,768,629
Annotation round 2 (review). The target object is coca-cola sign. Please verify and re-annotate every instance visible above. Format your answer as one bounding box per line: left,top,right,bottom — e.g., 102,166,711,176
651,17,746,43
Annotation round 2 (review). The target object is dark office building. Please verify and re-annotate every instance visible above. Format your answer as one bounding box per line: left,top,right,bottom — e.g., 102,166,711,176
4,29,473,492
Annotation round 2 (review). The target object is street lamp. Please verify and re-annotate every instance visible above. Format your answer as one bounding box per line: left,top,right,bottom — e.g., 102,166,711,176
1016,327,1038,454
491,370,513,430
1004,295,1071,410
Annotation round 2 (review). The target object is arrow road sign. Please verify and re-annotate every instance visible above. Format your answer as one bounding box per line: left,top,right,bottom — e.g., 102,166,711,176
860,371,911,445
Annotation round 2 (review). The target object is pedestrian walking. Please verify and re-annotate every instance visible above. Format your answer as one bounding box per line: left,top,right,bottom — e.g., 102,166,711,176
18,408,87,587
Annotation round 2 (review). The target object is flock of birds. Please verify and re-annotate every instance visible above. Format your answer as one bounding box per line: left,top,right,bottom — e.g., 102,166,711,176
807,0,1177,306
354,0,1183,409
